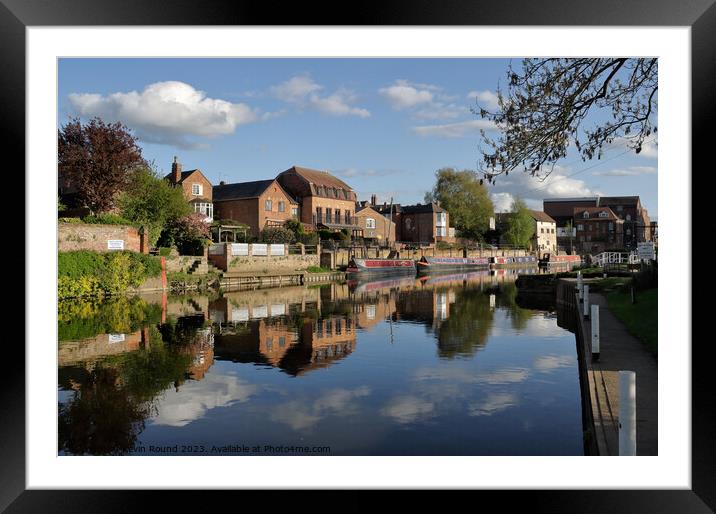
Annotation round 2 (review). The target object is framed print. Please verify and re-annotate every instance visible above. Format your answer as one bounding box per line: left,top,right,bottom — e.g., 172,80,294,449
4,0,714,511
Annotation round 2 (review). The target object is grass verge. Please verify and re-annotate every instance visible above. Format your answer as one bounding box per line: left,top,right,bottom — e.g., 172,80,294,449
606,287,658,356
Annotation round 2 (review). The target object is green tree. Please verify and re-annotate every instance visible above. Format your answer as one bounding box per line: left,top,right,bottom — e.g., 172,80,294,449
476,58,657,183
503,198,534,248
117,167,190,246
424,168,494,241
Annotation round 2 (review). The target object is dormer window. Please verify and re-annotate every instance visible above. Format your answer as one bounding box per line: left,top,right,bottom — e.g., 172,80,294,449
599,211,608,218
583,211,589,219
191,183,202,196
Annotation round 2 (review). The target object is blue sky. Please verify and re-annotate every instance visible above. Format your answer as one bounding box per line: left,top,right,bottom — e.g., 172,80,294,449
58,58,658,218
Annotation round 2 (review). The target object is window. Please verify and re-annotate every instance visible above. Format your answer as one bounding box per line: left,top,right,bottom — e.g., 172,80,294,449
599,211,609,218
345,210,351,224
278,201,285,212
583,211,590,218
291,207,298,217
326,208,332,223
191,183,202,196
436,212,446,226
551,228,555,233
335,210,341,224
436,226,446,236
626,214,632,221
540,228,544,233
609,222,614,231
577,224,584,231
316,207,322,224
617,205,623,212
194,202,213,220
265,199,272,211
366,217,376,229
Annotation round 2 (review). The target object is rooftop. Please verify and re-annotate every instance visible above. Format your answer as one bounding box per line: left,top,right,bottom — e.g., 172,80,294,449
213,179,296,202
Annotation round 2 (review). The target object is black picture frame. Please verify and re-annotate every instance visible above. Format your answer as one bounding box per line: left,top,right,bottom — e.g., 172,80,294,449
4,0,711,511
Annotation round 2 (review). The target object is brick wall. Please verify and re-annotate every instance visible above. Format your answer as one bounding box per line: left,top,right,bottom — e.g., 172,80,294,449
58,222,147,253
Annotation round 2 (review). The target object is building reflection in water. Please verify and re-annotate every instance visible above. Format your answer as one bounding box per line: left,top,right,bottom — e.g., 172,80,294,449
57,267,551,455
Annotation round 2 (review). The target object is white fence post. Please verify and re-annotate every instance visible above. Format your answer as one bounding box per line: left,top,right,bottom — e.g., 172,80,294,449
577,272,583,301
583,284,590,318
619,371,637,456
591,304,600,360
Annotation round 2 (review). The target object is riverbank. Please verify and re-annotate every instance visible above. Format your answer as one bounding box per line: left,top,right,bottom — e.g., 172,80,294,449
560,278,658,456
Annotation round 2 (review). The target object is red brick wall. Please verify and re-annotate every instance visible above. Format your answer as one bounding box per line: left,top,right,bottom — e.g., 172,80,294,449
58,222,145,253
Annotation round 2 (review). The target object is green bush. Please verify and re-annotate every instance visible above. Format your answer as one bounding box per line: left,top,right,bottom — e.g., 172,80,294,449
58,251,162,299
58,217,83,223
82,213,134,226
260,226,296,244
158,247,172,257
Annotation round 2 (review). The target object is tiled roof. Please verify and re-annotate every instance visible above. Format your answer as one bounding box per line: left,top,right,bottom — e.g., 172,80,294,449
164,169,201,184
400,202,445,214
597,196,641,206
213,179,297,202
573,206,620,220
289,166,353,190
529,210,556,223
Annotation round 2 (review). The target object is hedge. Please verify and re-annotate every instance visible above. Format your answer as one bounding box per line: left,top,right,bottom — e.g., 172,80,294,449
58,250,162,299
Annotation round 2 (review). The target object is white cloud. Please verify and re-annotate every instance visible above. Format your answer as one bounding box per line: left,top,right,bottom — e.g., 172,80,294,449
310,90,371,118
270,386,371,431
491,192,515,213
412,119,497,138
604,136,658,159
334,168,406,179
68,81,259,148
271,74,370,118
593,165,657,177
533,354,575,373
468,392,518,416
151,373,258,427
380,395,435,424
270,74,323,102
379,80,434,109
467,90,500,111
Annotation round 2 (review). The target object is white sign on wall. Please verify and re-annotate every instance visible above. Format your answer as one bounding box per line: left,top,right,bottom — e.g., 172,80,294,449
108,334,125,344
270,244,285,256
107,240,124,250
231,243,249,256
252,244,268,256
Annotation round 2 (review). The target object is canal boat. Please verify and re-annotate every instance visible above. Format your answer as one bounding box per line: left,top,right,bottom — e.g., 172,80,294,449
538,253,582,267
346,257,417,276
416,256,490,273
489,255,538,268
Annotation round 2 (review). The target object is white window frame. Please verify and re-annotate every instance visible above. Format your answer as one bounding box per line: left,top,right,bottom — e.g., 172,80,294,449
265,199,272,211
366,217,376,229
191,183,202,196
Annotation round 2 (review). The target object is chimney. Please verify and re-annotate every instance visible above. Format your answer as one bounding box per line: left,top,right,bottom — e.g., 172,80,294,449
219,181,226,186
371,194,377,206
171,156,182,184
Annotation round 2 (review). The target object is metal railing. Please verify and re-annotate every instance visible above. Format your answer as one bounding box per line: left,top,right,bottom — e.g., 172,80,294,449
593,251,640,267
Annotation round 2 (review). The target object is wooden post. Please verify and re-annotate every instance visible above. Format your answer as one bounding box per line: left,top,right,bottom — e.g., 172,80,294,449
591,304,600,360
583,284,590,318
619,371,637,456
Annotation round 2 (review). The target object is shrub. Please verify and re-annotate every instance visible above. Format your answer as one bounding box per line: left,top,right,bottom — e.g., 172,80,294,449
297,232,319,245
260,226,296,244
158,247,172,257
82,213,134,226
58,251,162,299
632,260,658,291
158,213,211,256
58,217,82,223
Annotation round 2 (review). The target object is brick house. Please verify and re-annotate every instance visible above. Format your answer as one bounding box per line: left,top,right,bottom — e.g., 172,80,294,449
212,179,299,238
164,157,214,222
529,210,558,258
596,196,652,248
355,204,397,244
573,206,624,254
276,166,359,234
373,200,454,244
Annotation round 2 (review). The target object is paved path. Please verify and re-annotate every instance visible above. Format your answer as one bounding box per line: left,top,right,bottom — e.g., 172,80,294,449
581,292,658,456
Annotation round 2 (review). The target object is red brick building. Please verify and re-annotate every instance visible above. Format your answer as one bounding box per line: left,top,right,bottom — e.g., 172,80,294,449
164,157,214,222
573,206,624,253
276,166,358,233
374,201,454,244
213,179,298,238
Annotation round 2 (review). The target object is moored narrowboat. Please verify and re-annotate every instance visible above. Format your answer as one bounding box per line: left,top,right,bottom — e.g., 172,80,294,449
346,257,417,275
539,253,582,267
416,256,490,273
489,255,538,268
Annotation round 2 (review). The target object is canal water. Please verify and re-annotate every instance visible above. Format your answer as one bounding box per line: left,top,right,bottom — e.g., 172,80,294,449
58,268,584,456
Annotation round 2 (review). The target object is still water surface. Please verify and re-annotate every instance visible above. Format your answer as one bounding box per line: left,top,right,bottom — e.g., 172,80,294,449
58,269,583,456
